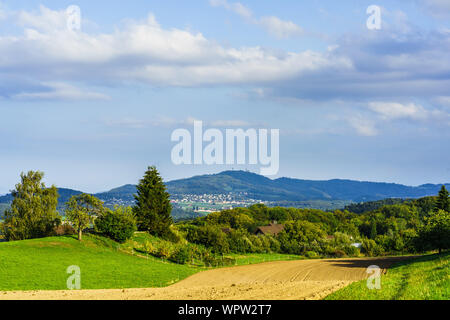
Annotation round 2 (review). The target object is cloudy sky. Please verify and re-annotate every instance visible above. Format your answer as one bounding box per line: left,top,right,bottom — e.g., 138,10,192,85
0,0,449,194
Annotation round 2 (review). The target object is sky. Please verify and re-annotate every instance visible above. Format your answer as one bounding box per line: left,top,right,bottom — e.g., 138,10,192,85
0,0,449,194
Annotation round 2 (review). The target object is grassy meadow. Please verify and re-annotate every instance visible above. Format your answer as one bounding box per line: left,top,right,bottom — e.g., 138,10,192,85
0,235,200,291
0,233,302,291
326,251,450,300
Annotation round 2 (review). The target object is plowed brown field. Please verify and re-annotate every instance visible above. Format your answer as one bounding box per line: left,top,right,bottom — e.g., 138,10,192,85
0,256,410,300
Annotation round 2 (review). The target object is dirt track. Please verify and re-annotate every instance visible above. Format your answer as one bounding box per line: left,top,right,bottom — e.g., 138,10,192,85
0,256,410,300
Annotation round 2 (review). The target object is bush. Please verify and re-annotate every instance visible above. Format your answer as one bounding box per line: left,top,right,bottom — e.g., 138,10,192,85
186,225,230,253
361,239,384,257
201,250,216,267
94,206,137,243
228,230,253,253
417,210,450,254
306,251,319,259
170,246,192,264
249,235,264,253
259,235,272,253
53,224,75,236
220,257,236,266
143,241,155,254
343,245,359,257
333,249,346,258
278,220,326,255
268,236,281,253
161,227,183,243
333,232,352,247
157,241,173,259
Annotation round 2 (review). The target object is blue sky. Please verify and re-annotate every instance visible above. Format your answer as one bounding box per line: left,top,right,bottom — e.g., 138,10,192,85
0,0,449,194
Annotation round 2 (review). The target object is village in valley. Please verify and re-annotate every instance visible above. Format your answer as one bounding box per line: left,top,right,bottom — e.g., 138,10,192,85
170,193,268,214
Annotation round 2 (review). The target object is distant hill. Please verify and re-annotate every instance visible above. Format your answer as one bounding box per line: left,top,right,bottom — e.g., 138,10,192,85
1,170,448,208
0,188,82,205
95,184,136,203
165,171,449,202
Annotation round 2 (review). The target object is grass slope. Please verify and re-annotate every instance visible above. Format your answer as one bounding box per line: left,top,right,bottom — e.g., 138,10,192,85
0,233,302,291
0,235,199,291
326,252,449,300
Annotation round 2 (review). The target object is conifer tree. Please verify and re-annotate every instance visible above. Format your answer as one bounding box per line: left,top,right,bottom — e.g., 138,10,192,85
133,166,172,236
436,185,449,212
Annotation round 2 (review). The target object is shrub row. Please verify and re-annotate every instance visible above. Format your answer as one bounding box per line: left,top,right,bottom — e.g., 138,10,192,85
138,239,236,267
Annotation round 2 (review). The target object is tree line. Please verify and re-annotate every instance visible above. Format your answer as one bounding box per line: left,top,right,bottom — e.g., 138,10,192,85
179,186,449,257
1,167,173,243
1,167,449,260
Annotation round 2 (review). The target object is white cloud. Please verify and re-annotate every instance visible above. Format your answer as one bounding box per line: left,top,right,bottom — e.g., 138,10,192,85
209,0,252,19
1,4,450,107
105,116,261,129
348,115,378,137
259,16,303,39
342,100,450,137
12,82,109,101
16,5,68,32
367,102,428,121
0,6,348,101
209,0,303,39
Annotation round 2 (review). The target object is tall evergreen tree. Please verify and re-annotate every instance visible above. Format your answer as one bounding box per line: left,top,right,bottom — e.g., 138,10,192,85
2,171,60,241
133,166,172,236
436,185,449,212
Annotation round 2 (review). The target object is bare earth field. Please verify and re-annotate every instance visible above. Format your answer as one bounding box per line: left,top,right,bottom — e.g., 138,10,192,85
0,256,410,300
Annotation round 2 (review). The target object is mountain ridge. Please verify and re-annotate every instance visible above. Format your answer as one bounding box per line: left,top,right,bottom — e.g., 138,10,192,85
0,170,448,205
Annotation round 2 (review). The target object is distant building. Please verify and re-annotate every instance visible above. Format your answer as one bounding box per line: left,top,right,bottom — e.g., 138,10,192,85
255,222,284,236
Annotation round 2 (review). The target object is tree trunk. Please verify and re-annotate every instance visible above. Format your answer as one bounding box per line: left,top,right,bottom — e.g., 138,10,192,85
78,229,82,241
439,247,442,254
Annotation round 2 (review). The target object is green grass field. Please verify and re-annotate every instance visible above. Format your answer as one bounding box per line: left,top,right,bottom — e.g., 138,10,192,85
326,251,450,300
0,235,200,291
0,233,302,291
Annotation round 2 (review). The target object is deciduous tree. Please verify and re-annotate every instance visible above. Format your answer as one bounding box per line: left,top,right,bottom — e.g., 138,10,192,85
65,194,104,241
2,171,60,241
419,209,450,254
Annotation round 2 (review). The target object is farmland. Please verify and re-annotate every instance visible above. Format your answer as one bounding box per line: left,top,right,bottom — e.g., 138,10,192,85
0,233,301,292
0,255,410,300
326,251,449,300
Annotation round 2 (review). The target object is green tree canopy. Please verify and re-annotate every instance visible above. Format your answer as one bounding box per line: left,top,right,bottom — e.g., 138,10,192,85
133,166,172,236
94,206,137,243
65,193,105,241
436,185,449,212
419,209,450,254
2,171,60,241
